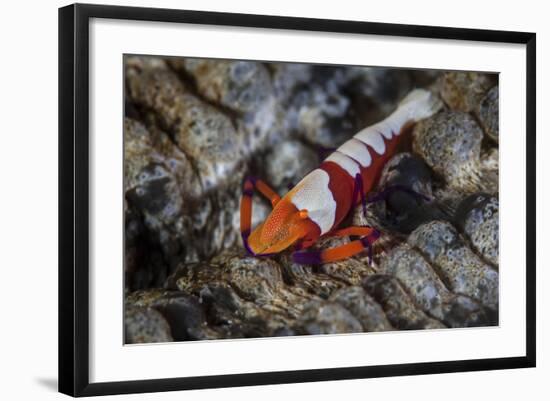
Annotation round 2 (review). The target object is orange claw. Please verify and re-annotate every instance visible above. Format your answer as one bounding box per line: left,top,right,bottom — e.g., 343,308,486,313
292,226,380,264
330,226,375,238
256,180,281,207
240,177,283,255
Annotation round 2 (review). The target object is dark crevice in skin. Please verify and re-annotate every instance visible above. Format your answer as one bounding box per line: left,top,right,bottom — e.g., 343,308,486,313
407,224,498,313
275,254,349,296
275,261,296,287
406,237,456,294
124,89,238,271
453,195,499,270
465,239,498,271
124,199,171,291
363,275,447,329
471,109,499,148
395,276,449,328
480,147,499,173
213,267,297,322
128,97,207,195
124,95,178,291
480,134,499,156
124,64,204,182
165,60,243,131
124,99,142,121
124,76,148,125
312,269,354,288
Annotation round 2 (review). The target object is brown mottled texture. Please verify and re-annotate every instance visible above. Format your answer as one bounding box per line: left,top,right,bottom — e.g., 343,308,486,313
156,250,453,338
124,57,281,283
440,72,495,112
168,58,283,150
169,59,272,114
413,111,486,192
294,301,363,335
477,86,499,142
455,194,499,267
126,56,246,190
124,118,199,288
362,275,446,330
125,306,173,343
163,253,321,337
329,286,394,332
124,118,199,197
278,254,346,300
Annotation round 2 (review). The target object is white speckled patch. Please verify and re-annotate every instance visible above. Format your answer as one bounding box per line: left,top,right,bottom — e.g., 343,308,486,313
290,169,336,235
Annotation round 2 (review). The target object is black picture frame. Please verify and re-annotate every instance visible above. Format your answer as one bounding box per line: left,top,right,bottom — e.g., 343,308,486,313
58,3,536,397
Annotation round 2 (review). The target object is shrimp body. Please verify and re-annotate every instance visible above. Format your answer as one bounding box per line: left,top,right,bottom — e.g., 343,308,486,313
241,89,442,263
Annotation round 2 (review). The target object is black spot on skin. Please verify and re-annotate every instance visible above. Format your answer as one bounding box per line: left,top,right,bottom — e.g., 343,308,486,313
454,193,495,229
378,154,448,233
126,164,171,215
153,294,207,341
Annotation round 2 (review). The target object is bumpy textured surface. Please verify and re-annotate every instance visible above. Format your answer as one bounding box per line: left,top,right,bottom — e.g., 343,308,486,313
413,111,485,192
381,244,496,327
407,221,499,309
124,59,499,343
362,275,446,330
125,306,173,343
439,72,496,113
477,86,499,142
455,194,499,267
264,140,319,193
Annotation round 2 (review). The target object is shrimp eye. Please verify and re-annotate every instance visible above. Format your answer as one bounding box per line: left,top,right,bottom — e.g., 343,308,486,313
299,210,309,219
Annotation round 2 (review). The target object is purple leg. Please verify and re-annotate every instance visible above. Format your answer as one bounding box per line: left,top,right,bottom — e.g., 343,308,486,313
361,228,381,265
352,173,368,217
292,227,381,266
292,250,323,265
241,230,254,256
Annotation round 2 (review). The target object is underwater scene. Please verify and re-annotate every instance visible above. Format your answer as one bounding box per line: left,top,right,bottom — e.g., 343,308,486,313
124,56,499,343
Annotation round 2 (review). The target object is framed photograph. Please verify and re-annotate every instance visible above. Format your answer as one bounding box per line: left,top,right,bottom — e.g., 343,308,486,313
58,3,536,397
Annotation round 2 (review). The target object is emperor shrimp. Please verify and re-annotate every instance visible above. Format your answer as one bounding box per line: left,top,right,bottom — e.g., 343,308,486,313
240,89,442,264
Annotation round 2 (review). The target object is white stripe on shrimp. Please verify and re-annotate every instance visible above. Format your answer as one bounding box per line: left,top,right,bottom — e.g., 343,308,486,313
325,151,361,178
290,169,336,235
337,138,372,167
355,128,386,155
